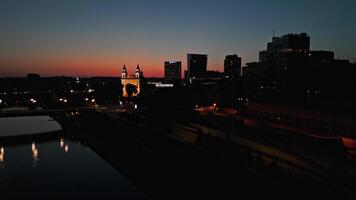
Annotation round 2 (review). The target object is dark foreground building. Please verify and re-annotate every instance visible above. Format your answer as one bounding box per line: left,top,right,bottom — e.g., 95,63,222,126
242,32,356,110
258,33,311,97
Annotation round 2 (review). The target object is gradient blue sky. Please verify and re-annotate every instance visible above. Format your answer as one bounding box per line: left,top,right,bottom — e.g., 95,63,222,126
0,0,355,77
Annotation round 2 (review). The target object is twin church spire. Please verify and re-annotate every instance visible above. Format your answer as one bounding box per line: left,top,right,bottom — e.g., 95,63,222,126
121,64,142,79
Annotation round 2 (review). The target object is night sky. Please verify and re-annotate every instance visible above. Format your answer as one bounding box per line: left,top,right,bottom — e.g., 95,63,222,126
0,0,355,77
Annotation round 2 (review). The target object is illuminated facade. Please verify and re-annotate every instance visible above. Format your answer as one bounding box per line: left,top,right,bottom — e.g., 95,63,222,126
121,64,142,97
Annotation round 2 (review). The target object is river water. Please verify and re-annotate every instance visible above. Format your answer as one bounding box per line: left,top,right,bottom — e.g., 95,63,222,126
0,116,62,137
0,116,146,199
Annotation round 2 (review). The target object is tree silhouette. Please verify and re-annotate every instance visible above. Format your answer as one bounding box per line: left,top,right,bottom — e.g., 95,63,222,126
125,83,138,98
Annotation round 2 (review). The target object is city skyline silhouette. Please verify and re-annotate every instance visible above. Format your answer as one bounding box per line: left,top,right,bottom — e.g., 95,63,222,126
1,0,355,77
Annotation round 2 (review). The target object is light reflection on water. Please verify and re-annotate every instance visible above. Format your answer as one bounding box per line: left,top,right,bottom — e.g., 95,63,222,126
0,147,4,163
31,142,39,165
0,136,146,199
60,137,64,148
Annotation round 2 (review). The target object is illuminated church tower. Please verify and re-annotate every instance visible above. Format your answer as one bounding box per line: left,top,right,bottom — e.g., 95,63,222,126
135,64,141,78
122,64,127,79
121,64,142,98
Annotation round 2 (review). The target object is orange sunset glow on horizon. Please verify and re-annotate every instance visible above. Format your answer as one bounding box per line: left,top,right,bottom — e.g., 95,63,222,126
1,0,354,78
0,53,224,77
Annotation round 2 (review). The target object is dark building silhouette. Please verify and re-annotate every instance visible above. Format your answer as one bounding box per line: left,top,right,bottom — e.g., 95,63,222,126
184,70,189,83
308,51,334,64
164,61,181,80
247,32,356,110
258,33,311,98
205,70,224,79
242,62,260,79
187,53,207,79
224,54,242,79
267,33,310,51
27,73,40,79
242,62,260,98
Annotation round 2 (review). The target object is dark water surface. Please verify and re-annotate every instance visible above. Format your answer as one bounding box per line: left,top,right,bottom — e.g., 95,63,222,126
0,116,62,137
0,136,147,199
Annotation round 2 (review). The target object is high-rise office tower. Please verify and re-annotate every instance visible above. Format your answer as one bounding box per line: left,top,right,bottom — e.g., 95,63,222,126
224,54,242,79
164,61,182,80
187,53,208,79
